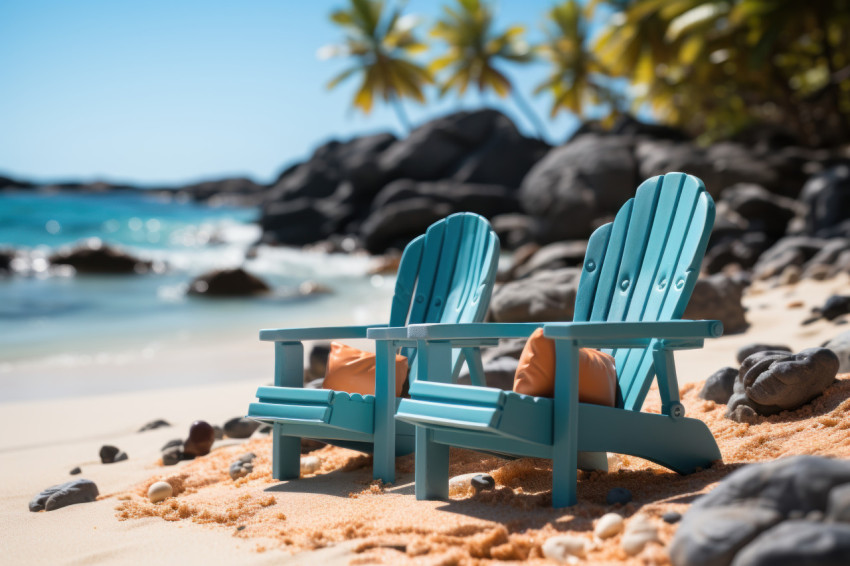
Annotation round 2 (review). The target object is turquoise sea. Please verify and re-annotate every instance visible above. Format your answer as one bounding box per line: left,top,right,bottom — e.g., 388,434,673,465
0,191,395,385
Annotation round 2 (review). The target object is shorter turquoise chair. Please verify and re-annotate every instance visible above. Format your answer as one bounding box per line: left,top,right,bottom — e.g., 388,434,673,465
373,173,723,507
247,212,500,484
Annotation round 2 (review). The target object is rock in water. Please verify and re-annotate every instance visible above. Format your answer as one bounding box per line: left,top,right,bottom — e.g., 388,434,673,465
147,481,173,503
49,239,153,274
541,535,587,561
223,417,260,439
30,479,99,512
606,487,632,505
187,268,270,297
699,367,738,404
183,420,215,457
736,343,792,364
594,513,624,539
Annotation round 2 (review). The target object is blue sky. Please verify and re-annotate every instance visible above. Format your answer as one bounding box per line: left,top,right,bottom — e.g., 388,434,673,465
1,0,608,186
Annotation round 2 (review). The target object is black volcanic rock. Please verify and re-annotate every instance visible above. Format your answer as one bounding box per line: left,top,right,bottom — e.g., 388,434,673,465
49,239,153,274
188,268,270,297
800,163,850,237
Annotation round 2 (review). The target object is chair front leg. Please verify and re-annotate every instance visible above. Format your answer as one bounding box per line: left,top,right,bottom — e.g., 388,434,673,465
415,427,449,500
552,339,580,507
272,341,304,481
373,340,397,483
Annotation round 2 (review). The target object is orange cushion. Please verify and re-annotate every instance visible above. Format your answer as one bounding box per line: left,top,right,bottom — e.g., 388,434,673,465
323,342,409,397
513,328,617,406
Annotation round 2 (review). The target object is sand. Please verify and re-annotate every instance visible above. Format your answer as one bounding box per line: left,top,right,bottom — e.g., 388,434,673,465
2,274,849,565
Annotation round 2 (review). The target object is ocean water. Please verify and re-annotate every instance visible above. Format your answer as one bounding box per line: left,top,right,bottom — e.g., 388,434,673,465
0,191,395,371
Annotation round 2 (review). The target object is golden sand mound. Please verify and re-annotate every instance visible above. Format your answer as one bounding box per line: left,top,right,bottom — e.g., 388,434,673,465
115,375,850,564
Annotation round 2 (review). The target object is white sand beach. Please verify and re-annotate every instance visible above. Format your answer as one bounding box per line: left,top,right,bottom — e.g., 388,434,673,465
2,274,849,565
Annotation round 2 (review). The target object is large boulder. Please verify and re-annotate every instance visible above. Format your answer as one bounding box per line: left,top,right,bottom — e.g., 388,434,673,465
259,198,351,246
800,164,850,237
49,239,153,274
188,268,270,297
683,274,748,334
751,236,829,280
511,241,587,279
378,109,548,188
717,184,802,240
359,198,452,254
489,268,581,323
519,134,638,242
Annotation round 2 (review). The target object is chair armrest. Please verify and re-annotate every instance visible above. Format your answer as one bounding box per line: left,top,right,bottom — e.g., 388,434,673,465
367,326,410,340
403,322,545,340
260,324,387,342
542,320,723,345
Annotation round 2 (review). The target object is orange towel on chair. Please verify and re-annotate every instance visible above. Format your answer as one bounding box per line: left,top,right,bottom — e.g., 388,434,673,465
322,342,409,397
513,328,617,406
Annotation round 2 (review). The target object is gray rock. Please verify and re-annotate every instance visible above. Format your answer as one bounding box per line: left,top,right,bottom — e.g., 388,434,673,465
662,511,682,524
726,404,759,424
188,268,270,297
704,231,770,274
69,467,81,475
800,238,850,280
800,164,850,237
823,330,850,373
752,236,829,281
212,425,224,440
489,267,581,323
606,487,632,505
726,348,839,418
817,295,850,321
359,198,452,254
826,483,850,523
670,456,850,566
684,274,748,334
99,445,126,464
29,479,99,512
731,520,850,566
138,419,170,432
456,356,518,390
512,241,587,279
736,344,792,364
162,446,183,466
223,417,260,439
229,456,255,480
490,213,535,250
520,134,637,243
719,184,802,239
161,439,183,452
470,474,495,493
699,367,738,404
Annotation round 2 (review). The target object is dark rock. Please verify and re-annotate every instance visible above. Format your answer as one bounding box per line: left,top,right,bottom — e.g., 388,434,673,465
670,456,850,566
800,164,850,237
0,248,15,274
606,487,632,505
683,274,748,334
229,453,256,480
99,445,125,464
816,295,850,321
471,474,496,493
359,198,452,254
29,479,99,512
826,483,850,523
610,114,689,141
519,134,637,243
178,177,266,205
822,330,850,373
307,342,331,381
213,425,224,440
736,344,792,364
718,184,802,239
752,236,829,281
699,367,738,404
161,438,183,452
257,425,271,434
489,268,581,323
223,417,260,439
727,404,759,424
457,356,518,390
490,214,535,250
260,197,353,246
49,239,153,274
370,179,519,219
162,446,183,466
183,420,215,457
704,232,771,274
512,241,587,279
69,467,81,475
727,348,839,418
188,268,270,297
731,520,850,566
662,511,682,524
138,419,170,432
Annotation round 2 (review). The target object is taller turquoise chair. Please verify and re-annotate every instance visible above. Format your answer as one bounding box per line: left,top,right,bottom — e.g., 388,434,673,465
373,173,723,507
247,212,500,484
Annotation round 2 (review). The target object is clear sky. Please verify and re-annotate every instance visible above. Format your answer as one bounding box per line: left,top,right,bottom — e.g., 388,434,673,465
1,0,604,186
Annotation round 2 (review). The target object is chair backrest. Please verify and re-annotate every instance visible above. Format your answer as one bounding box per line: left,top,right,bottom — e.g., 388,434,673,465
574,173,715,411
388,212,500,383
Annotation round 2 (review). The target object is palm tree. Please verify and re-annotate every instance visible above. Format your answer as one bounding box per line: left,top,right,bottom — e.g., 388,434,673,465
534,0,620,122
320,0,432,131
429,0,546,137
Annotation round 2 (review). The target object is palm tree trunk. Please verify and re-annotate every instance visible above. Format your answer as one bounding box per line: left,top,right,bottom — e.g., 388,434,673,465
390,95,412,134
510,87,547,140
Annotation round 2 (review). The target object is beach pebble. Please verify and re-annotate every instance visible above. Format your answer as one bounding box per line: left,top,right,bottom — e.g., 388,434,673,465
223,417,260,439
732,520,850,566
300,455,320,475
621,514,659,556
817,295,850,321
736,343,792,364
822,330,850,373
138,419,170,432
147,481,173,503
99,445,128,464
606,487,632,505
183,420,215,457
29,479,99,512
161,446,183,466
727,404,759,424
662,511,682,524
470,474,495,493
594,512,624,539
699,367,737,404
69,467,81,475
161,438,182,451
229,453,257,480
541,534,587,562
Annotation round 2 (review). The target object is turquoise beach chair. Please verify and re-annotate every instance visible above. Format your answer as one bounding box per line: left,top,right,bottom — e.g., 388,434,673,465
372,173,723,507
247,212,500,484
